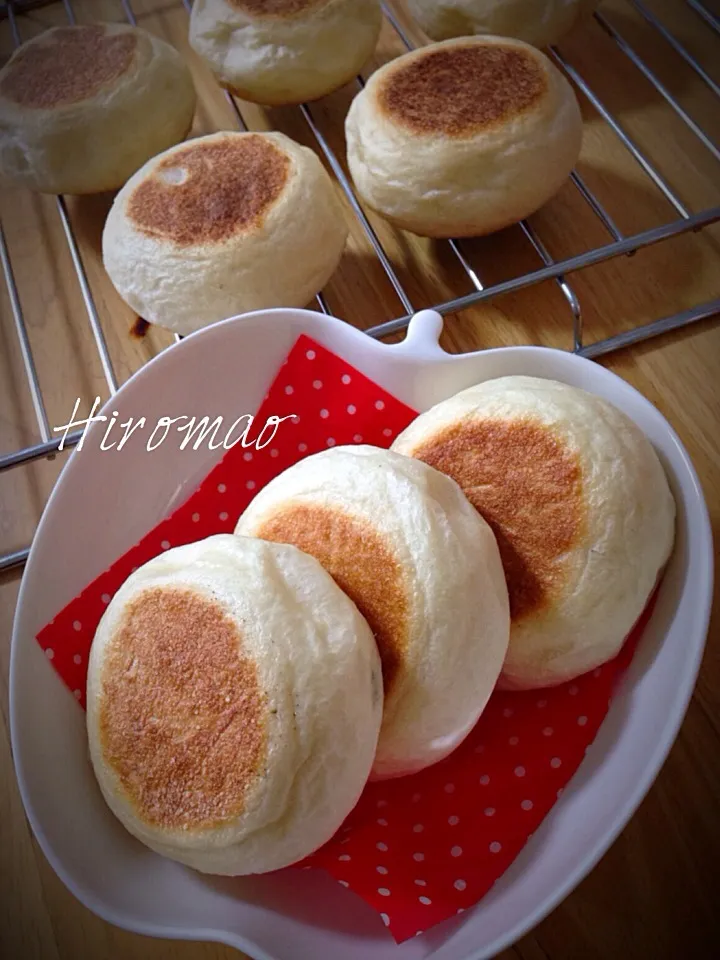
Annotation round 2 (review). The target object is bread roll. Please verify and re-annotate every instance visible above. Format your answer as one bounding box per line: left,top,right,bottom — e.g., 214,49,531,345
393,377,676,689
0,23,196,195
189,0,382,106
236,445,510,779
406,0,598,49
87,534,382,875
102,131,347,334
345,36,582,237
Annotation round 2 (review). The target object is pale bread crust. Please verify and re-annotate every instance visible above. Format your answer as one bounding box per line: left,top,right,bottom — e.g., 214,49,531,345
0,23,196,195
406,0,598,49
236,446,510,779
101,131,348,334
392,377,676,688
345,36,582,238
189,0,382,106
87,535,382,875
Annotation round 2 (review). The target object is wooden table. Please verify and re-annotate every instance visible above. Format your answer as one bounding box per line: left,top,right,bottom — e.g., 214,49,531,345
1,0,719,957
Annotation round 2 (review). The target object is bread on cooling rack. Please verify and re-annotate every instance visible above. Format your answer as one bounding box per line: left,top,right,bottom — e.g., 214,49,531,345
86,534,382,875
345,36,583,238
236,445,510,779
189,0,382,106
0,23,196,195
405,0,598,49
392,376,677,690
102,130,347,334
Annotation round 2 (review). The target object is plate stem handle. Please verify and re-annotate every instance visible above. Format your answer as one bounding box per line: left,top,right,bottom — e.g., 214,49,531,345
394,310,446,359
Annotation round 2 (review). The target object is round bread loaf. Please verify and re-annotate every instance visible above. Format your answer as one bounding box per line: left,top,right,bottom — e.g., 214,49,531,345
392,376,676,689
189,0,382,106
0,23,196,195
345,36,582,237
102,131,348,334
236,445,510,779
86,534,382,875
406,0,598,49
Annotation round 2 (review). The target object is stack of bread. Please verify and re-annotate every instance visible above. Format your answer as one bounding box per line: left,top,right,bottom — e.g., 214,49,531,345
0,3,590,334
86,377,675,876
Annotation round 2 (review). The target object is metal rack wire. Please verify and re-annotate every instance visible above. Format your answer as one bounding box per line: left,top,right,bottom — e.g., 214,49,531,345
1,0,719,572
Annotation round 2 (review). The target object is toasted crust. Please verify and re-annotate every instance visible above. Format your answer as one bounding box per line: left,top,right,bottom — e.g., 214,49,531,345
254,503,409,694
377,41,548,137
410,418,583,620
236,446,511,778
98,586,266,832
126,134,291,245
228,0,332,17
0,25,137,110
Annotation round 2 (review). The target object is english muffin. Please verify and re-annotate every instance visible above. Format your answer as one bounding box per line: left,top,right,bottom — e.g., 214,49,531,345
236,445,510,779
0,23,196,195
393,377,676,689
189,0,382,106
102,131,348,334
86,534,382,875
406,0,598,49
345,36,583,237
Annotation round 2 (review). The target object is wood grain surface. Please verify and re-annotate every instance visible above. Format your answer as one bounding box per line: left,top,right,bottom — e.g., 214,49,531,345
1,0,719,957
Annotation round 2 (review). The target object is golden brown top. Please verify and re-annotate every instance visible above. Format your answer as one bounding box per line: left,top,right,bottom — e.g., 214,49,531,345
228,0,331,18
99,587,266,831
378,43,547,137
255,504,408,695
0,25,137,110
127,135,291,246
412,419,583,621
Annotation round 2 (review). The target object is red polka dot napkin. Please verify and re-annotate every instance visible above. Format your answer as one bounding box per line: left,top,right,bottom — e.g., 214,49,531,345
36,333,653,944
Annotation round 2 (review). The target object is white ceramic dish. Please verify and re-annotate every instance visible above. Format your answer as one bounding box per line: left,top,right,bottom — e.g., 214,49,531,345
11,308,713,960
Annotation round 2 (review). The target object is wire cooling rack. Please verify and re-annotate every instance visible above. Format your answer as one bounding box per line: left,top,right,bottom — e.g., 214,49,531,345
1,0,719,572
